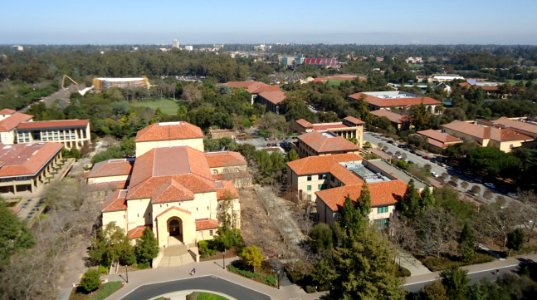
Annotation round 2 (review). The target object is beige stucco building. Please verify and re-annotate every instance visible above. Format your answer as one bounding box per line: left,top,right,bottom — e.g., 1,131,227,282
287,153,407,227
92,121,246,252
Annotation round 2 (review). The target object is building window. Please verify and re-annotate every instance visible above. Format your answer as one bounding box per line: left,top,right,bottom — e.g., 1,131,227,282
307,176,312,181
307,185,312,191
318,184,323,190
318,173,327,180
307,194,312,201
374,218,389,228
377,206,389,214
209,230,214,236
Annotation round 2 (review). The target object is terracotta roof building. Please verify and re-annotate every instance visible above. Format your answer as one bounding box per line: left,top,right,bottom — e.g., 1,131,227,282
370,109,410,130
293,116,364,148
16,119,91,150
442,120,533,153
0,143,63,195
94,121,247,263
296,131,360,157
349,91,441,114
286,153,409,227
490,117,537,138
135,121,205,156
0,107,91,149
224,81,285,114
417,129,462,150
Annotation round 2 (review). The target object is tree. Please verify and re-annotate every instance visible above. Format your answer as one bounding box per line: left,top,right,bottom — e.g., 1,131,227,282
286,149,299,162
0,200,34,265
458,224,475,262
310,223,333,253
239,245,263,272
356,183,372,219
420,187,435,209
88,223,135,267
441,267,469,300
79,269,101,294
422,280,449,300
398,179,421,218
507,228,524,252
328,226,405,300
134,228,159,266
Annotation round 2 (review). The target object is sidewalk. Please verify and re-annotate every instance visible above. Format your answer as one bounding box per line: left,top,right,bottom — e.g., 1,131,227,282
105,257,324,300
404,253,537,286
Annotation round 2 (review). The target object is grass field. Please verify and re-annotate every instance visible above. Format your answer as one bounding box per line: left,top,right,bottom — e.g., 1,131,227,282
506,79,537,85
131,99,179,115
186,291,229,300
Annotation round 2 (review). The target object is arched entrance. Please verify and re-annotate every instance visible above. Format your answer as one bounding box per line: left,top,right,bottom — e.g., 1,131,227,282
167,217,183,242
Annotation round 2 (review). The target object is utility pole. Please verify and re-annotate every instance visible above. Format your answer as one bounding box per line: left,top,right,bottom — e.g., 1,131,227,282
125,265,129,283
222,248,226,270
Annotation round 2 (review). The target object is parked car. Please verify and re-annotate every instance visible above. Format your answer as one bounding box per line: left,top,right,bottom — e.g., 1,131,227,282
484,182,496,189
431,171,439,178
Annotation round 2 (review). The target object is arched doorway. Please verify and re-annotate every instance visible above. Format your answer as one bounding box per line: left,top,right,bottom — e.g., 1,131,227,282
167,217,183,242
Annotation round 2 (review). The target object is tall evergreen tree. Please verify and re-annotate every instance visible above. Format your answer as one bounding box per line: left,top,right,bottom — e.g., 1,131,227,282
420,187,435,210
135,228,159,266
398,179,420,218
0,201,34,265
441,267,469,300
458,223,475,263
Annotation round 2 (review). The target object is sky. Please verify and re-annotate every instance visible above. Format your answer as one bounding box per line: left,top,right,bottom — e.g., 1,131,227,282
1,0,536,45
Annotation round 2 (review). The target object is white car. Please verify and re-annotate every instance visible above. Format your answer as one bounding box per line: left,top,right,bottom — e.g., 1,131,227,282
431,171,439,178
484,182,496,189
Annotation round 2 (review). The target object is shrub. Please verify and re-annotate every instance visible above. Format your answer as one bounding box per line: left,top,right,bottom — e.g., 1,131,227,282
98,265,109,275
239,245,263,272
305,285,317,293
265,274,277,286
396,265,411,277
198,240,217,258
79,269,101,294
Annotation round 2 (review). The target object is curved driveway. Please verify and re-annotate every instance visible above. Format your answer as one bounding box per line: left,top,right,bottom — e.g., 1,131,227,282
123,275,271,300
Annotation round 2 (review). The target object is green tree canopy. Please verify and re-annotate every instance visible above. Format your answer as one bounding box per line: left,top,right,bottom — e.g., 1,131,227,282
134,228,159,265
0,201,34,265
239,245,263,272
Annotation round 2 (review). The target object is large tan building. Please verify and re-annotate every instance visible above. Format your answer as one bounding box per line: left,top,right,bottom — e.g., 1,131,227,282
442,120,533,153
0,142,63,196
296,131,360,157
92,77,150,91
0,109,33,144
92,122,246,252
286,153,407,227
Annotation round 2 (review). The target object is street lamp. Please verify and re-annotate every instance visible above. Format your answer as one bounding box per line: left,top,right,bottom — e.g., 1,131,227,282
222,248,226,270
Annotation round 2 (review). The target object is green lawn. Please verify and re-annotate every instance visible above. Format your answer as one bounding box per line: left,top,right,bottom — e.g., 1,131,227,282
131,99,179,115
186,291,229,300
70,281,123,300
506,79,537,85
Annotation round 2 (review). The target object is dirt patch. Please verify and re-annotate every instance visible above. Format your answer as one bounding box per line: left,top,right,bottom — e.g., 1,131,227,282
239,188,284,257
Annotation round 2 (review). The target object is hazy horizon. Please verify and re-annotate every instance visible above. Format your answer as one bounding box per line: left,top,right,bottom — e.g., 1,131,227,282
2,0,536,45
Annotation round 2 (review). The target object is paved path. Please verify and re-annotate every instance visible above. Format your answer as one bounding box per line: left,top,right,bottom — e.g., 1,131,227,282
396,250,431,276
105,258,324,300
404,254,537,292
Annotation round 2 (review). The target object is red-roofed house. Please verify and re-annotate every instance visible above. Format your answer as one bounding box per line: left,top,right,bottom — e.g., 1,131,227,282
0,143,63,195
296,131,360,157
95,121,246,261
294,116,364,147
257,90,286,114
349,91,441,114
224,81,285,113
286,153,408,226
442,120,533,153
417,129,462,151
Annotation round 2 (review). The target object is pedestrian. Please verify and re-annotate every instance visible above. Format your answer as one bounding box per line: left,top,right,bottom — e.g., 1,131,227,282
190,267,196,276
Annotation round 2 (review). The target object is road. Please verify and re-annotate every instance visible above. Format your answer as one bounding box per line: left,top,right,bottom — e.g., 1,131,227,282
122,276,271,300
363,131,516,205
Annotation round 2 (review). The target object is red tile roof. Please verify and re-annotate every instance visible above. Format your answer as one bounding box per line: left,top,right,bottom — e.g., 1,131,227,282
0,112,33,131
127,147,216,201
298,131,360,154
195,219,219,231
135,122,203,142
127,225,151,239
0,108,16,115
329,164,364,186
316,180,407,211
417,129,461,143
490,127,533,142
102,189,128,212
443,120,533,143
370,110,408,124
258,90,286,105
492,117,537,137
350,92,441,108
89,181,128,190
296,119,313,129
87,159,133,178
224,81,280,94
205,151,247,168
343,116,365,125
17,119,89,130
0,143,62,178
216,180,239,200
287,153,362,176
